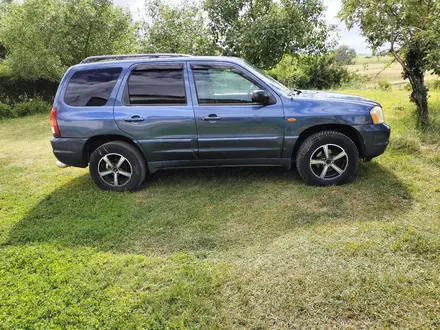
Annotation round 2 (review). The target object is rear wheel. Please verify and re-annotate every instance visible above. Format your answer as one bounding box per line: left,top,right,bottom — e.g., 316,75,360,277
89,141,147,191
296,131,359,186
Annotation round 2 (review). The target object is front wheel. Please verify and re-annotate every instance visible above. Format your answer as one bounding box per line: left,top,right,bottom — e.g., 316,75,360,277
89,141,147,191
296,131,359,186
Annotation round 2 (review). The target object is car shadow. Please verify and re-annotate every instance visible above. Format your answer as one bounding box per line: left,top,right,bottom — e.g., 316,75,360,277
5,162,413,255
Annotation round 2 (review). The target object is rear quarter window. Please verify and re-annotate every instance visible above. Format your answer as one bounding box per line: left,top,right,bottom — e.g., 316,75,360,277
123,63,186,106
64,68,122,107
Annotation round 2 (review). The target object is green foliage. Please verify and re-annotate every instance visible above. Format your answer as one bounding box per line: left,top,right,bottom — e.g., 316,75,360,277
267,54,351,89
335,45,356,65
139,0,218,55
377,78,392,92
0,0,135,80
12,100,51,117
204,0,334,68
0,100,51,119
0,102,11,118
339,0,440,129
0,76,58,103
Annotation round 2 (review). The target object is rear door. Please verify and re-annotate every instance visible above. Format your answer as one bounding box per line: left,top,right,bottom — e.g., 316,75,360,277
188,62,285,159
114,62,198,162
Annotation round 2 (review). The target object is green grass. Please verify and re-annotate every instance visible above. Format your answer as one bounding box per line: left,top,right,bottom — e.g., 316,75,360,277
1,90,440,328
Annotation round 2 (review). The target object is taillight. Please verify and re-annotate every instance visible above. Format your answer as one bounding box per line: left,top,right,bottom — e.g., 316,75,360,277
50,107,61,137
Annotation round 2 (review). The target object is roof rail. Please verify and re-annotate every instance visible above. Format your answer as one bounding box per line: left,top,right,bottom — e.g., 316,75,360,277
80,53,191,64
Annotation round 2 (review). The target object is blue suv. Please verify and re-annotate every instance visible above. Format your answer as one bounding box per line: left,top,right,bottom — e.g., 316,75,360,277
50,54,390,191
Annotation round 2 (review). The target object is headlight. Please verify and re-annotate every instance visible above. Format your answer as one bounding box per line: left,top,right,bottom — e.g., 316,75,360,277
370,106,384,124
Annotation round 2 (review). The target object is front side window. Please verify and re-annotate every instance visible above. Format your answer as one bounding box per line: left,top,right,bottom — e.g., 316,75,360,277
126,66,186,105
64,68,122,106
192,66,265,105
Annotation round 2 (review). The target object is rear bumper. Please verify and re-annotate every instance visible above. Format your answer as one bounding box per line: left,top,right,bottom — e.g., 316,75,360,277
354,123,391,159
51,138,88,168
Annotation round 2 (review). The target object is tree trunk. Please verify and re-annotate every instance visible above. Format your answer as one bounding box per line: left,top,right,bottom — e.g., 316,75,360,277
408,70,430,129
403,46,430,129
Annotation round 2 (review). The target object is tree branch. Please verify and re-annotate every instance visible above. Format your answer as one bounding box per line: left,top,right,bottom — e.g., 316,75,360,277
375,58,396,77
389,38,406,71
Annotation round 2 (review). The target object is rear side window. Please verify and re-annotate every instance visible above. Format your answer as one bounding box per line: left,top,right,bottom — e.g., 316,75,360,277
126,65,186,105
64,68,122,107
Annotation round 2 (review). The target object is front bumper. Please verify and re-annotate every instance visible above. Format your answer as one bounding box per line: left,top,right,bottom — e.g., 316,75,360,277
355,123,390,159
51,138,88,168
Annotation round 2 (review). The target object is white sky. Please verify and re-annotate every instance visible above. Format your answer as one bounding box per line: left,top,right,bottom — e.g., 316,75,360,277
114,0,370,54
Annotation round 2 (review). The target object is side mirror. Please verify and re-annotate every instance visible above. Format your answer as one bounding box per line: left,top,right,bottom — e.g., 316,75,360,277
252,90,270,105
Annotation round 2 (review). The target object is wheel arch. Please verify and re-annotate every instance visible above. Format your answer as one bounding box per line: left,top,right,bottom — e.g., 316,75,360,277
292,124,365,160
82,134,147,165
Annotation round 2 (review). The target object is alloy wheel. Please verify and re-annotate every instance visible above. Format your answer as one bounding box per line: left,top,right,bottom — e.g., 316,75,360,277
309,144,349,180
97,153,133,187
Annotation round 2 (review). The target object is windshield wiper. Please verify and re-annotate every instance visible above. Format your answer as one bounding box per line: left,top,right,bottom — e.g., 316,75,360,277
288,89,302,96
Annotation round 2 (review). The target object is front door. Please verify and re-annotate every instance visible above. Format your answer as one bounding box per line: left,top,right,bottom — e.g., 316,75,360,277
188,62,285,160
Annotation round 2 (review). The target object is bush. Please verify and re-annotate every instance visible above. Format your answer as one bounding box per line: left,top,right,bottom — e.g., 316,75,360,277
0,103,13,119
0,75,58,104
13,100,51,117
377,78,392,91
0,100,52,119
267,54,353,90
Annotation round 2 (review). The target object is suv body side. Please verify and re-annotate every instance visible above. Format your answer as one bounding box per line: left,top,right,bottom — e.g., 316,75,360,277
51,56,390,175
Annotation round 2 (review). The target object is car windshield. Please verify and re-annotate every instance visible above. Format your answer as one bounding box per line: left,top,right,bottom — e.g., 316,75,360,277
241,60,291,95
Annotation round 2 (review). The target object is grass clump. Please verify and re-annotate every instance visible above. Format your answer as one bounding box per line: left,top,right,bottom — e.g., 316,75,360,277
390,129,422,153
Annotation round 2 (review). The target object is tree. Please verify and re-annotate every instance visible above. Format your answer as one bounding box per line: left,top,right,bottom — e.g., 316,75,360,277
0,0,135,80
204,0,334,69
335,45,356,65
339,0,440,129
138,0,218,55
0,0,12,61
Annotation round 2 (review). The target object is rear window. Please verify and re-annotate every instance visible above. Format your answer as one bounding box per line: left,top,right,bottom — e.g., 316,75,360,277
64,68,122,107
126,65,186,105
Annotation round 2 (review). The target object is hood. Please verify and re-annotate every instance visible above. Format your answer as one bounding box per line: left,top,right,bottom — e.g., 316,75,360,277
294,90,379,108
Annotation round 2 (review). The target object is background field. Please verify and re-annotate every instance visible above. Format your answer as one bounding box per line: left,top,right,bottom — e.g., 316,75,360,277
348,55,439,88
1,90,440,329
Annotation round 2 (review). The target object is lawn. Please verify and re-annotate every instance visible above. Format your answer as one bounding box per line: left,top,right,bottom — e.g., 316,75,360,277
0,90,439,329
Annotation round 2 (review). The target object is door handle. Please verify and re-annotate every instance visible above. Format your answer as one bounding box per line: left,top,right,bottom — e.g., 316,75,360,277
124,116,144,122
202,114,222,121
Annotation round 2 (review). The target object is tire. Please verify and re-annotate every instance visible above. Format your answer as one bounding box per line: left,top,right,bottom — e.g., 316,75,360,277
296,131,359,186
89,141,147,191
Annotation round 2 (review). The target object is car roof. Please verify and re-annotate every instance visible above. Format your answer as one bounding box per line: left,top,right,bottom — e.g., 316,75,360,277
71,55,246,71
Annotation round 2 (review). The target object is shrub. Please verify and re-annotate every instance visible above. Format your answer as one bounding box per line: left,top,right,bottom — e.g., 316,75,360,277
377,78,392,91
0,103,13,119
267,54,352,90
0,100,52,119
12,100,51,118
0,75,58,104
